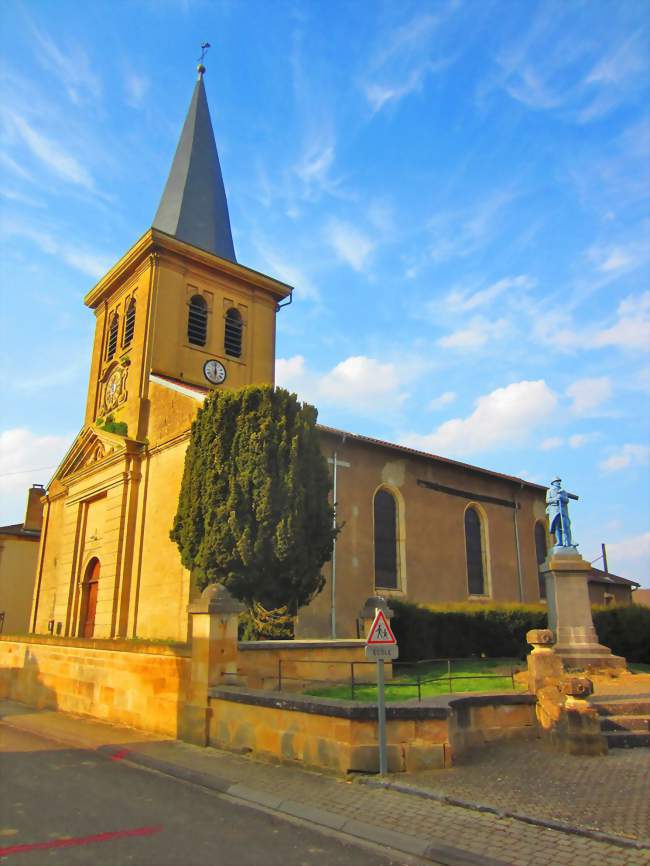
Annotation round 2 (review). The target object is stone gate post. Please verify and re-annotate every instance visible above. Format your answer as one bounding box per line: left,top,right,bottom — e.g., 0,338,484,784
180,583,245,746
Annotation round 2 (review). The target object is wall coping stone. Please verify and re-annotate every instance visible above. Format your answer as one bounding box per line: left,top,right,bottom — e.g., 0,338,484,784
0,634,191,657
210,686,533,720
238,639,366,652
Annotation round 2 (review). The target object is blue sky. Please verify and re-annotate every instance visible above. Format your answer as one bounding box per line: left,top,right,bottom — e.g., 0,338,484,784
1,0,649,586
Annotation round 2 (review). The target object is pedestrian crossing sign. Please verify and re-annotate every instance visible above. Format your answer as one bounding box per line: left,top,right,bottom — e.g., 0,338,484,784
366,610,397,645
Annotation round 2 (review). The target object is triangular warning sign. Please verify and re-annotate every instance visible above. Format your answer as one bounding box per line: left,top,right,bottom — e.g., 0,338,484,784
366,609,397,645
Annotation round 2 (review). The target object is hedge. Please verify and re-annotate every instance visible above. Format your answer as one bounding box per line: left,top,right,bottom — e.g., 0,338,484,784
390,600,650,665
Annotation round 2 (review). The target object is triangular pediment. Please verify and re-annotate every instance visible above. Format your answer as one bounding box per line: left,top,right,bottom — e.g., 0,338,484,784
52,426,142,485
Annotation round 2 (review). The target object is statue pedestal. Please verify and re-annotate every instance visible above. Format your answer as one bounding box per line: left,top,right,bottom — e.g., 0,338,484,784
542,548,626,671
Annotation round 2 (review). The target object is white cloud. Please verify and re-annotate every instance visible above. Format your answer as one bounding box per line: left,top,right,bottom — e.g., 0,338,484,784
429,391,456,410
540,433,594,451
445,275,535,313
593,291,650,353
428,189,517,263
9,112,95,190
325,220,375,272
566,377,612,415
605,532,650,586
437,317,509,350
276,354,410,414
600,444,650,473
402,380,557,456
541,436,563,451
568,434,589,448
586,238,648,274
0,428,70,524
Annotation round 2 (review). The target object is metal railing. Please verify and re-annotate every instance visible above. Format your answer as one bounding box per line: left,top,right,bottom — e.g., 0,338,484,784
270,656,516,701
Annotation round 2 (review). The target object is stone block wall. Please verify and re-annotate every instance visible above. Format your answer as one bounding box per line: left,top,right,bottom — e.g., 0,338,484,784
0,636,190,737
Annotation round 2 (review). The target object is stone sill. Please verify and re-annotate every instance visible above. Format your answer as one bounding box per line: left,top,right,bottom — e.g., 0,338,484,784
210,685,534,721
0,634,191,657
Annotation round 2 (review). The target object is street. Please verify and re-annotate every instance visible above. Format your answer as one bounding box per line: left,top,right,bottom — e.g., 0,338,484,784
0,724,417,866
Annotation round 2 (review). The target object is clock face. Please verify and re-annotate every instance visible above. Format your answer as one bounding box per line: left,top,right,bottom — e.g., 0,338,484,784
105,369,122,410
203,359,226,385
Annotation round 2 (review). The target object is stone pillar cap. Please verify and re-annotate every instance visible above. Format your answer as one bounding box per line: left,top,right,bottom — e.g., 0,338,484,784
358,595,394,619
188,582,246,615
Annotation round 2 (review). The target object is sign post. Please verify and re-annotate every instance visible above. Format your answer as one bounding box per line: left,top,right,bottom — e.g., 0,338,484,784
364,608,398,775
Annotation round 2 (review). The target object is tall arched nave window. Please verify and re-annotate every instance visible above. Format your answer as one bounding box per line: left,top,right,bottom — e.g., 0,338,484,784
374,488,399,590
465,506,488,596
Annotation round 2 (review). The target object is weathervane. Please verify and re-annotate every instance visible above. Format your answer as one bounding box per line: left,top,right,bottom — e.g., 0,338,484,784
197,42,211,78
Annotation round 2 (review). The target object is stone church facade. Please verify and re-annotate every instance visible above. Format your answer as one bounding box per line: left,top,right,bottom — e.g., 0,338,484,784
30,69,551,643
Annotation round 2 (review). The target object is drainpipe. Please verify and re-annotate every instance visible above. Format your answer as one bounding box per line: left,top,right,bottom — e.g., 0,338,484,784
513,482,524,602
330,433,347,639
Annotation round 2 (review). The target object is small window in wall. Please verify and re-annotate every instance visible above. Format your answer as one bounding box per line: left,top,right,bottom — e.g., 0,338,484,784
106,313,119,361
374,488,398,589
188,295,208,346
224,308,243,358
535,522,548,600
465,506,486,595
123,299,136,347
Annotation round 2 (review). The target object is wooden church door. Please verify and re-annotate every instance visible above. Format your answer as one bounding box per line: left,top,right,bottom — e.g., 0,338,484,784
81,558,100,638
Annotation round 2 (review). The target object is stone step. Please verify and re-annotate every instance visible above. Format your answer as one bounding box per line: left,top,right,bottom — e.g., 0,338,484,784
600,715,650,732
605,730,650,749
591,699,650,717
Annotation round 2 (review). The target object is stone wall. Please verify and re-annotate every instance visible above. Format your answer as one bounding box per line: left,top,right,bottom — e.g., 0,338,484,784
237,639,383,691
208,687,537,774
0,635,190,737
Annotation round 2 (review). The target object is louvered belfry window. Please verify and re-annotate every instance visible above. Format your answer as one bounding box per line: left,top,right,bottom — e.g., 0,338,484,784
535,522,548,599
224,308,243,358
374,489,398,589
123,299,136,347
188,295,208,346
465,507,485,595
106,313,119,361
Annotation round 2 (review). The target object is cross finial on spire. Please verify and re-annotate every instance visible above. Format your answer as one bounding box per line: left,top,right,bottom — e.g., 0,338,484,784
197,42,210,79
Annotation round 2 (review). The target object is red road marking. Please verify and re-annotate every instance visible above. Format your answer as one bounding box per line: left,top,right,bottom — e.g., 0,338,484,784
110,748,131,761
0,825,163,856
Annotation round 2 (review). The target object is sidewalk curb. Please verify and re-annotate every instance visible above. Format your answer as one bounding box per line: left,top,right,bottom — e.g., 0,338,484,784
359,777,650,852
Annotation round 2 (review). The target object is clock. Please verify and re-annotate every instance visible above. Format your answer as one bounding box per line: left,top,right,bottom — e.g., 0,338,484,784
203,359,226,385
105,368,123,410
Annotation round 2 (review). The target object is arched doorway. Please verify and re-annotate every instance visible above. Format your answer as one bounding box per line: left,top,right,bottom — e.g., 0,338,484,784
80,558,100,638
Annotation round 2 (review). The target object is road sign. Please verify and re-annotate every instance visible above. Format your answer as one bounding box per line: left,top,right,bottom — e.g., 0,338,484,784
364,607,399,775
366,609,397,644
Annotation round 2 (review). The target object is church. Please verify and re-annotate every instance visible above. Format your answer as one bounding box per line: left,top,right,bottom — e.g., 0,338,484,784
30,66,554,644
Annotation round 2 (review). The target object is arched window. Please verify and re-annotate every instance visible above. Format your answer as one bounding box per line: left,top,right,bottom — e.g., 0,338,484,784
374,488,398,589
224,307,243,358
535,522,548,600
188,295,208,346
123,298,136,347
106,313,119,361
465,506,487,595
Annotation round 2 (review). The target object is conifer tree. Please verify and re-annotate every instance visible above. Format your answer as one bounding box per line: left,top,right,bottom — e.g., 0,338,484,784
170,385,336,619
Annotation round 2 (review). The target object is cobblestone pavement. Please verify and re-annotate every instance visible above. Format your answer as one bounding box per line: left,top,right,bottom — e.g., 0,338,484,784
2,702,649,866
401,739,650,844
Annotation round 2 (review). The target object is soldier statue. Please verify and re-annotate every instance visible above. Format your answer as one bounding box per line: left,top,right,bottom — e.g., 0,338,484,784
546,477,573,548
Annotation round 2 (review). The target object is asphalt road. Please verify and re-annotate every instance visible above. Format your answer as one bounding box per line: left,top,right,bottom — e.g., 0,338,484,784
0,724,417,866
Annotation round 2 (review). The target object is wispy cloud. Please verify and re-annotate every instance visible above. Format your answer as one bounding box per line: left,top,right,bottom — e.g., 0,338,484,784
445,274,535,313
8,111,95,191
593,291,650,353
0,427,71,524
252,238,320,302
0,220,113,279
31,25,102,105
429,391,456,411
600,443,650,473
123,66,150,109
437,316,509,350
428,189,517,263
325,219,375,272
566,377,612,416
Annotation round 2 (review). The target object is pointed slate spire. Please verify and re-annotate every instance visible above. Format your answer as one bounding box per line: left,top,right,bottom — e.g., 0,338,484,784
153,66,236,262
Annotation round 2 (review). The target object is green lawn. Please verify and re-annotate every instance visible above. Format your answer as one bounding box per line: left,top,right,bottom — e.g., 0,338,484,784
304,657,523,702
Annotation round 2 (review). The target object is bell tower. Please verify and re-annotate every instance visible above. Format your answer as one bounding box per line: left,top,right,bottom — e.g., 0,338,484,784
82,61,292,445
